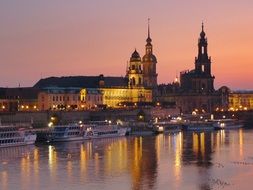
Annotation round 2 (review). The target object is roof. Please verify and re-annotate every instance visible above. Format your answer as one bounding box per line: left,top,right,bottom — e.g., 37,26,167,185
34,76,128,89
0,87,39,99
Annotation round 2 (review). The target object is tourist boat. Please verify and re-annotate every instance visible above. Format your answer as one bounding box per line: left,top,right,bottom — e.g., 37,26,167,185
212,119,244,130
83,121,127,139
153,121,182,134
47,123,84,142
0,125,37,148
182,121,215,131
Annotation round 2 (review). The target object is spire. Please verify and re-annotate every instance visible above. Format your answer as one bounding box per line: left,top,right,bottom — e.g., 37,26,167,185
146,18,152,44
200,21,206,38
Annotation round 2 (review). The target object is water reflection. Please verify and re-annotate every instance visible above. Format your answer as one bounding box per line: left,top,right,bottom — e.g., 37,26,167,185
0,129,251,190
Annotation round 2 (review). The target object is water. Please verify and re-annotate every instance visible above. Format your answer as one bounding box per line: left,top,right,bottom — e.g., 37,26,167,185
1,129,253,190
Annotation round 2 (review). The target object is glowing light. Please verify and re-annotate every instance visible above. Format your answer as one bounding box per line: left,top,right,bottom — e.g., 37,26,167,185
48,122,53,127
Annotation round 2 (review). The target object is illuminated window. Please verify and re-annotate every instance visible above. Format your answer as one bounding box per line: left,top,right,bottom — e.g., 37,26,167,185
202,65,205,72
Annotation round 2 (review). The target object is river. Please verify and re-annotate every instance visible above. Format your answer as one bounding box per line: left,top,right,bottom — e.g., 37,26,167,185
1,129,253,190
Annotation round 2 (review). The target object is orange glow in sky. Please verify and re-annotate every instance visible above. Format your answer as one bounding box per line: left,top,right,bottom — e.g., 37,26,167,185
0,1,253,90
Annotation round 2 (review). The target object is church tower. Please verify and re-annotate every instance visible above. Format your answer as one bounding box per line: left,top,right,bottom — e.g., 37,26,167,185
127,49,143,87
142,19,158,88
194,23,215,93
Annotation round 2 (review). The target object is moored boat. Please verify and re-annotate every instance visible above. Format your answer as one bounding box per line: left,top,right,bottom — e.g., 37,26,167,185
153,121,182,134
0,125,37,148
212,119,244,130
83,121,127,139
182,121,214,131
47,123,84,142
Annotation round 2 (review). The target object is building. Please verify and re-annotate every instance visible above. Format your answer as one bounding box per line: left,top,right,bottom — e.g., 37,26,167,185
142,21,158,88
180,23,215,93
35,74,152,110
157,23,223,114
228,91,253,111
37,87,103,111
0,87,39,112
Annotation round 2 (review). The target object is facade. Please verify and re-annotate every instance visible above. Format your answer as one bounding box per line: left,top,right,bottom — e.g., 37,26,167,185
38,87,103,111
228,91,253,111
0,88,39,112
101,87,152,108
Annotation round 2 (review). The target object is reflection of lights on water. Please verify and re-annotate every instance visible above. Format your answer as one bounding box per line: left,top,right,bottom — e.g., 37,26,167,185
200,133,205,157
1,171,8,190
239,129,244,157
174,132,182,181
48,145,57,176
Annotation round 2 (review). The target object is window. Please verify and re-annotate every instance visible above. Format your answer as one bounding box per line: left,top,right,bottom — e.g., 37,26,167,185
202,46,204,54
202,65,205,72
132,65,135,70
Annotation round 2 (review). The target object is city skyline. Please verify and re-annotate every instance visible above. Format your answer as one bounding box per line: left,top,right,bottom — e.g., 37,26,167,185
0,1,253,90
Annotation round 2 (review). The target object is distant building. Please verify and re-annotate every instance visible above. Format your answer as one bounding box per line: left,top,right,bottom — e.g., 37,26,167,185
37,87,103,111
142,21,158,88
228,90,253,111
180,23,215,93
157,23,224,113
0,87,39,112
35,74,152,110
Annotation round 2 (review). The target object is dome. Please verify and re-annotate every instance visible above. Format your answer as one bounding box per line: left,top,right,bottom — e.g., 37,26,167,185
130,49,141,62
131,49,140,59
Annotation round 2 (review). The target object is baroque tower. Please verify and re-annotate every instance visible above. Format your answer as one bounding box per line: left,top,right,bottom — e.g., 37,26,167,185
194,23,215,93
180,23,215,93
127,49,143,87
142,19,158,88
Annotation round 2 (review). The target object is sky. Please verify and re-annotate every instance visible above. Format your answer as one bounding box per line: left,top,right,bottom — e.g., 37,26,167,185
0,0,253,90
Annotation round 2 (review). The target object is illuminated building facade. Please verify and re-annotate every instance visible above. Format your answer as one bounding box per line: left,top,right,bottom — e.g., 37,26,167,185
38,87,103,111
101,87,152,108
228,91,253,111
34,74,152,110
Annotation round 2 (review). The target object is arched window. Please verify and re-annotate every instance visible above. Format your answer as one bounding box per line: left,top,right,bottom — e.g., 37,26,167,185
132,77,136,86
139,77,142,85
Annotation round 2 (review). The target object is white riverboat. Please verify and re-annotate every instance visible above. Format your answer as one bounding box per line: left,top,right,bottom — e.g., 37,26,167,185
0,125,37,148
183,121,215,131
47,123,84,142
83,121,127,139
153,121,182,134
212,119,244,130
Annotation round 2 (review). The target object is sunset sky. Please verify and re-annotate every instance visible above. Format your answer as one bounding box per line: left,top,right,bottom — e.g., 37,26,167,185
0,0,252,90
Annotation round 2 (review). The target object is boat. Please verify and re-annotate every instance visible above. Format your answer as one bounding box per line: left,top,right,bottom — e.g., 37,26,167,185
212,119,244,130
182,121,214,131
83,121,127,139
0,125,37,148
47,123,84,142
153,121,182,134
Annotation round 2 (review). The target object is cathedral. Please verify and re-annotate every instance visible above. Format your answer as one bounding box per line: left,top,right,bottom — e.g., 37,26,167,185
180,23,215,93
157,23,225,113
